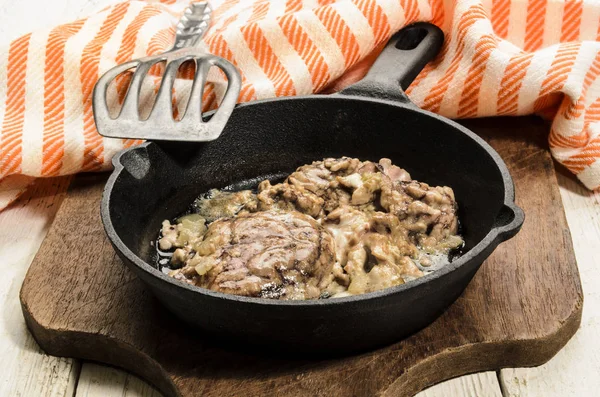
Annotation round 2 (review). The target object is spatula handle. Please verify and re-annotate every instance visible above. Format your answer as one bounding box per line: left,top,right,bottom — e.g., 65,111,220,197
172,2,212,50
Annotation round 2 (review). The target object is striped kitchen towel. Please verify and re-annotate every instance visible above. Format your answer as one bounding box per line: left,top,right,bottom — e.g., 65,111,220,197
0,0,599,209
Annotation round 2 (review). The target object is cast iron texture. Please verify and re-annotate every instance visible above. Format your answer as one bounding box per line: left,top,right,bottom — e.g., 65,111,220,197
101,23,524,354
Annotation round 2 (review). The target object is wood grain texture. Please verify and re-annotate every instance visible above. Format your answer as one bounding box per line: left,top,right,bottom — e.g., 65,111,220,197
76,363,162,397
19,117,583,397
0,0,584,395
498,168,600,397
417,372,503,397
0,176,76,397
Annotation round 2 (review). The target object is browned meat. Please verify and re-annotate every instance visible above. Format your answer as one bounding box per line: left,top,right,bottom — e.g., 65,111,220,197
161,157,463,300
256,180,325,218
158,214,207,251
194,189,257,222
381,180,462,251
169,211,336,300
378,158,411,183
257,157,461,253
321,206,423,296
256,157,360,215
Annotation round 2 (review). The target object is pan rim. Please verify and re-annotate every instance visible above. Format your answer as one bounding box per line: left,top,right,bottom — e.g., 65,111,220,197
101,94,522,307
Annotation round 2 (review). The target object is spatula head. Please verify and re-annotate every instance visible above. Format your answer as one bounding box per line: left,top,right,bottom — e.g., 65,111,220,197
92,50,241,142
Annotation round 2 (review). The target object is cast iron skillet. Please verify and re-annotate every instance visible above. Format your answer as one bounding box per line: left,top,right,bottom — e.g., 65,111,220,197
101,23,524,354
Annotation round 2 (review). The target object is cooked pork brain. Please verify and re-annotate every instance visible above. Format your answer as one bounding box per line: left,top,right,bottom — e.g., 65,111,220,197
160,157,464,300
258,157,461,253
169,211,336,300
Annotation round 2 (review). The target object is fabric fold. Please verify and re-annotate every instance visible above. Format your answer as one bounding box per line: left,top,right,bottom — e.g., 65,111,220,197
0,0,599,209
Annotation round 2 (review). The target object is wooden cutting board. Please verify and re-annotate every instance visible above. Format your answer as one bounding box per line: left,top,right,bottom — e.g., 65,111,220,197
20,117,582,397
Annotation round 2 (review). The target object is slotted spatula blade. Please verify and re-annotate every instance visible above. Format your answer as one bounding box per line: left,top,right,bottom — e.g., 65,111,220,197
92,1,241,142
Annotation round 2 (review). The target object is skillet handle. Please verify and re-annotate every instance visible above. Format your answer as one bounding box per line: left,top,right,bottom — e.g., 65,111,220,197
339,23,444,103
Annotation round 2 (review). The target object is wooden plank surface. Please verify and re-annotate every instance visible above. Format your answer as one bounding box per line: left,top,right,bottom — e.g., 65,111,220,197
0,1,596,396
0,177,75,397
76,363,162,397
74,367,503,396
18,117,582,397
0,0,87,393
417,372,503,397
0,1,520,396
9,167,594,397
498,168,600,397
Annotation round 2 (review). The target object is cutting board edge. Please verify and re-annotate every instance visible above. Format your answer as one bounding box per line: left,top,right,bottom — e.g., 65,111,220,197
16,117,586,397
384,298,582,396
20,278,582,397
19,294,181,397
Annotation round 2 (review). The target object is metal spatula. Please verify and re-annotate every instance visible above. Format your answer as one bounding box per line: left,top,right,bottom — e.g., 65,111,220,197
92,1,241,142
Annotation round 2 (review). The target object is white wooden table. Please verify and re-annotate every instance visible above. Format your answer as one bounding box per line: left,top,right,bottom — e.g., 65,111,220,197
1,2,599,396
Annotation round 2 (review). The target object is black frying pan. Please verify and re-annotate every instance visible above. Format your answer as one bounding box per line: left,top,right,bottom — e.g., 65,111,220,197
101,23,524,354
